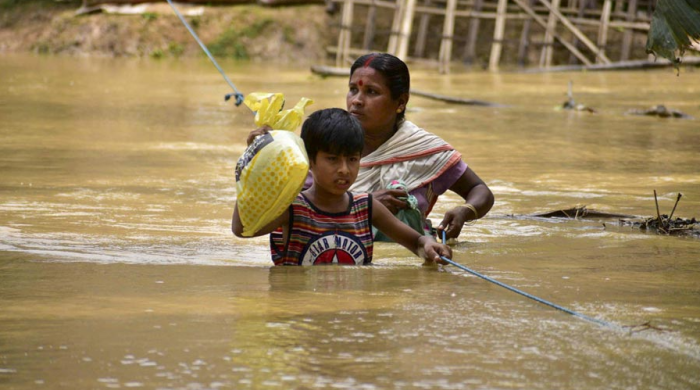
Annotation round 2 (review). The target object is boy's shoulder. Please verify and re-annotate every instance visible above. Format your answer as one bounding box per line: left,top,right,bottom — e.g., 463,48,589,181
350,192,371,200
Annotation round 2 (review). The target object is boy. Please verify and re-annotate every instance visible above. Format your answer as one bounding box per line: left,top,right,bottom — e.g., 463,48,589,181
232,108,452,266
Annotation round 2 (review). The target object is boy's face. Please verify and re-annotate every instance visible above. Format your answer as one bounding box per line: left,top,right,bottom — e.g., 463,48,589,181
310,150,361,196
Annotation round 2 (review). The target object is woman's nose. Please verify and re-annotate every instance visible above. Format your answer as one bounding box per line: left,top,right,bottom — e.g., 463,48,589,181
350,93,363,106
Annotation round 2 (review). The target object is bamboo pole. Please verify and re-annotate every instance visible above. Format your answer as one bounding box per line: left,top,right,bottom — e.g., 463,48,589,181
414,0,432,57
519,57,700,73
620,0,638,60
396,0,417,60
463,0,484,64
362,0,377,51
439,0,457,74
336,0,355,67
517,0,535,66
540,0,561,67
512,0,593,65
537,0,611,64
568,0,587,64
597,0,612,64
489,0,509,70
387,0,403,55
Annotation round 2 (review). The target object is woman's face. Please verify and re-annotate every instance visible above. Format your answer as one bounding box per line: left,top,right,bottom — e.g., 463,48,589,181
346,67,406,136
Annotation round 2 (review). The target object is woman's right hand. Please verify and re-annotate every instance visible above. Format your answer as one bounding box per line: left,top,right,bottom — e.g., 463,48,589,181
372,189,410,215
246,125,272,146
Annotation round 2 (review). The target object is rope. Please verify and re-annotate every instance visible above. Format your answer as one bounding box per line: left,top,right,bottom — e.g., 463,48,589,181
440,231,618,329
166,0,245,106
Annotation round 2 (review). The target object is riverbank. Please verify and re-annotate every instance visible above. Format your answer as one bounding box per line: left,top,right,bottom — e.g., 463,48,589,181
0,0,330,63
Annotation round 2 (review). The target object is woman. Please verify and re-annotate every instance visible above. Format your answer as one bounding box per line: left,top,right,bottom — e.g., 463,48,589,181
248,53,494,240
346,53,493,240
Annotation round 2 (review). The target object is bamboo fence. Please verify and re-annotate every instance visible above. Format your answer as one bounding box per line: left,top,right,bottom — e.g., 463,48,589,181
328,0,658,72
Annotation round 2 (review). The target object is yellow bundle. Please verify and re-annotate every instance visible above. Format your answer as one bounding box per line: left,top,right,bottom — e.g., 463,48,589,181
235,93,313,236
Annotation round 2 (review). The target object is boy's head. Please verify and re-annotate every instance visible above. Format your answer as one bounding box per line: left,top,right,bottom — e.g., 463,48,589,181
301,108,364,163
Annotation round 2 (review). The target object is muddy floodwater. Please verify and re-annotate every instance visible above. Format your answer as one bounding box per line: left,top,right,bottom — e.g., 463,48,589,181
1,55,699,389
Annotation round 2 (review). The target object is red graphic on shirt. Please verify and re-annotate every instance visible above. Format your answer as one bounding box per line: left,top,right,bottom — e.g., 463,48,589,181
301,232,367,266
313,249,358,265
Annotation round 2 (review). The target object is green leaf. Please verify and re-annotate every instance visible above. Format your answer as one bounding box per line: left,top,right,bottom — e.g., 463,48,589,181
646,0,700,67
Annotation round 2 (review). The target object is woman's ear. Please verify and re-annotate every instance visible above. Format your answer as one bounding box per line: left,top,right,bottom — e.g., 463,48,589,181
397,92,409,112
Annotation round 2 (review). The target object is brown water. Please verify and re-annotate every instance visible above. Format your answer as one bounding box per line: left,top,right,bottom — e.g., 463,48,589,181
1,54,699,389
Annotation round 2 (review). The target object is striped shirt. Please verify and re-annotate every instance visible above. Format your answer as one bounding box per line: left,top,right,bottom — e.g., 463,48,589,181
270,192,373,266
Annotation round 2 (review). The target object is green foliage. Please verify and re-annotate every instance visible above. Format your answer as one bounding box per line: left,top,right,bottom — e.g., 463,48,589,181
208,19,274,60
32,41,50,54
168,42,184,57
283,26,295,44
150,49,164,59
646,0,700,67
142,12,158,22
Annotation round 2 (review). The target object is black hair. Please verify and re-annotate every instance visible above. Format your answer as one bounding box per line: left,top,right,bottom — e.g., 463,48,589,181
350,52,411,124
301,108,364,162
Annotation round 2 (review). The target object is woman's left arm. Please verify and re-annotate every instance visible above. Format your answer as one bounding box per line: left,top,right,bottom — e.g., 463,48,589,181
438,167,494,239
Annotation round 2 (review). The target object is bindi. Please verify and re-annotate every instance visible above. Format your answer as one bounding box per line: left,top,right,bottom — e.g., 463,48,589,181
358,80,364,86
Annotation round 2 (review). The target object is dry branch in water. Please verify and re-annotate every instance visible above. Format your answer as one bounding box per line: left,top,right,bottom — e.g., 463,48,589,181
613,192,699,237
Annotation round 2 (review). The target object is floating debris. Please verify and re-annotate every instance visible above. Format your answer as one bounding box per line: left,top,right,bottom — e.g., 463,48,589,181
531,206,635,219
627,215,698,235
557,81,596,113
625,104,694,119
622,321,669,334
610,192,699,237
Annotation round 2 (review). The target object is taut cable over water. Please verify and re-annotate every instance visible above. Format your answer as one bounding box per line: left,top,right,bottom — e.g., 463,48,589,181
166,0,245,106
440,231,618,329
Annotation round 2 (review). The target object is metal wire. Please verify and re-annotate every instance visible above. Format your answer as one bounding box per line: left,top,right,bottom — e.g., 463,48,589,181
166,0,245,106
440,231,618,329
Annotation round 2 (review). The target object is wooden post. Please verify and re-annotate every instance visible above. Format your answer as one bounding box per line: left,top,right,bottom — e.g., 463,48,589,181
396,0,417,61
568,0,588,64
540,0,561,68
597,0,612,64
489,0,508,71
463,0,483,64
620,0,638,60
512,0,593,65
439,0,457,74
336,0,354,67
537,0,611,64
387,0,404,55
363,0,377,51
414,0,432,57
517,0,536,66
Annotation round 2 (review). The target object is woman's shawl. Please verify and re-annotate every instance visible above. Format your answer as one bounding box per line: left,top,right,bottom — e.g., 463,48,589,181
350,121,462,193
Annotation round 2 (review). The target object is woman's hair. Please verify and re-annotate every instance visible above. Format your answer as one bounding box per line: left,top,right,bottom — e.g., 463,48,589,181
350,53,411,124
301,108,364,162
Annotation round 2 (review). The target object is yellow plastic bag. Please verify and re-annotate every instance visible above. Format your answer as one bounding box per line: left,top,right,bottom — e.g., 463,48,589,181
235,93,313,236
243,92,314,130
